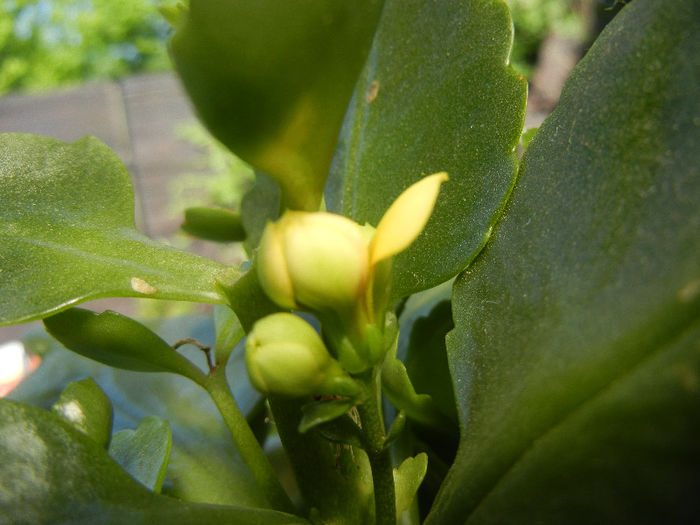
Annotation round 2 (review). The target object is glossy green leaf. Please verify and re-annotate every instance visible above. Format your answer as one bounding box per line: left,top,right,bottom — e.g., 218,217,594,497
430,1,700,522
394,453,428,518
0,399,308,524
12,317,266,508
181,206,246,242
327,0,527,299
52,377,113,449
0,133,241,327
43,308,206,382
108,416,172,493
170,0,384,211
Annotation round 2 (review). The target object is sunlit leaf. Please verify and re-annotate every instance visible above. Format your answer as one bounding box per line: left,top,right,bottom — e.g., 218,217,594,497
327,0,527,299
0,133,240,327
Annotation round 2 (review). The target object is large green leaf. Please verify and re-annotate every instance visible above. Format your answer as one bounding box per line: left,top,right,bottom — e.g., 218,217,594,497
0,133,240,327
11,316,265,508
170,0,384,211
0,399,307,524
430,1,700,522
327,0,527,299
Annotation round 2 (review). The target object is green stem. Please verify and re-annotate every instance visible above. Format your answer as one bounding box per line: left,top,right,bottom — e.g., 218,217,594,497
357,367,396,525
202,366,294,514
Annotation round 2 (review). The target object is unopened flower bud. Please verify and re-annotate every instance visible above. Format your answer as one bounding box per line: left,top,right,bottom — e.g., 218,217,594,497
257,211,369,314
245,313,358,398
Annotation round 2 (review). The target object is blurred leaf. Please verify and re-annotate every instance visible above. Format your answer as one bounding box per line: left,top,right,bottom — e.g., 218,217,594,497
394,453,428,518
430,1,700,522
0,134,240,327
43,308,205,382
327,0,527,299
170,0,384,211
241,172,281,255
181,206,246,242
11,316,265,508
52,377,113,449
383,411,406,451
0,399,307,524
108,416,172,493
520,127,538,151
298,397,356,434
219,263,282,333
214,305,245,366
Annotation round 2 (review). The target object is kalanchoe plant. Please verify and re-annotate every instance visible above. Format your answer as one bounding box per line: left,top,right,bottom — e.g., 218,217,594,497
0,1,698,524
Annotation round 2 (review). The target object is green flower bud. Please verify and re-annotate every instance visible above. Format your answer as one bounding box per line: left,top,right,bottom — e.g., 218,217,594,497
245,313,358,398
257,211,369,314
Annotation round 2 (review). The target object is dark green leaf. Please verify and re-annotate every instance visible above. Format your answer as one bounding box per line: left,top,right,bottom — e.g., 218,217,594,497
43,309,206,382
12,316,265,508
269,397,374,524
170,0,384,211
403,301,458,425
0,133,240,327
52,377,113,448
0,399,308,524
108,416,172,493
327,0,527,299
181,206,246,242
431,1,700,522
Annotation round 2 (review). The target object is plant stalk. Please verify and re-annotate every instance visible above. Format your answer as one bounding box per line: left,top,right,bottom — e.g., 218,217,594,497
358,367,396,525
202,366,294,513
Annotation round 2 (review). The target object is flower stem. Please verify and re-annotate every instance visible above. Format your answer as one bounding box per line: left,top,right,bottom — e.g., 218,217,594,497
202,366,294,513
357,367,396,525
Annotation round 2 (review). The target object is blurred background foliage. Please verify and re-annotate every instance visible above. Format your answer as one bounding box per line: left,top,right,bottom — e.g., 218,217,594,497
0,0,177,95
0,0,614,97
0,0,622,226
505,0,587,77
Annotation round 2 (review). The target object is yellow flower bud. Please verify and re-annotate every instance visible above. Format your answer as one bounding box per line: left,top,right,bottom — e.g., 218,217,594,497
245,313,357,397
257,211,369,314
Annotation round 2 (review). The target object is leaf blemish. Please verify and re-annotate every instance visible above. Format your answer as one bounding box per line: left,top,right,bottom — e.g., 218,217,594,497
365,81,379,103
677,279,700,303
131,277,157,295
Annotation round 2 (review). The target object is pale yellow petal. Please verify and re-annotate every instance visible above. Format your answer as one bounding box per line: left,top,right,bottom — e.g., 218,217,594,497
370,172,448,265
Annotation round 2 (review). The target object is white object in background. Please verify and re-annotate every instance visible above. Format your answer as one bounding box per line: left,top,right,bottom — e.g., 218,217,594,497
0,340,29,397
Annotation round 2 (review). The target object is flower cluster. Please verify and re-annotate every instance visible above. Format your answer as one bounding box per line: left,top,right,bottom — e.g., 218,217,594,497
246,173,448,396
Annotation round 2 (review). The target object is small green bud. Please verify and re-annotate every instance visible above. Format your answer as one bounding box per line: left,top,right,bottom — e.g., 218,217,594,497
245,313,358,398
257,211,369,314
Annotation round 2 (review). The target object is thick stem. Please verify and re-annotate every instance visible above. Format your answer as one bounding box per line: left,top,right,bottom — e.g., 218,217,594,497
357,368,396,525
203,367,294,513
